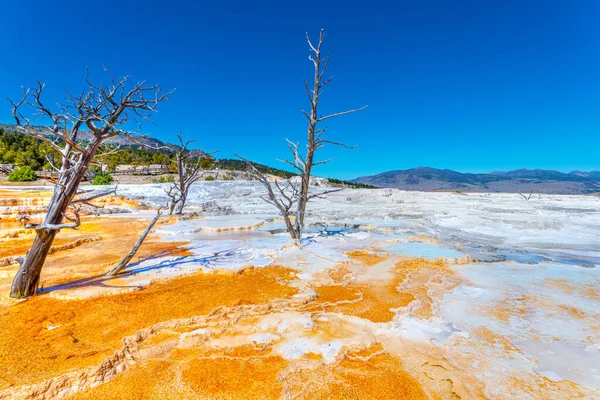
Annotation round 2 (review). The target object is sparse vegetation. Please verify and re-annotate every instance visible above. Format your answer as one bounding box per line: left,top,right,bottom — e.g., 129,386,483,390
327,178,378,189
8,165,38,182
217,158,296,179
92,174,114,185
96,146,175,171
153,175,175,183
205,175,215,181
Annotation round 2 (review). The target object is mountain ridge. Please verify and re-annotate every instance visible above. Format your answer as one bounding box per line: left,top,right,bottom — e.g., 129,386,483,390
352,167,600,194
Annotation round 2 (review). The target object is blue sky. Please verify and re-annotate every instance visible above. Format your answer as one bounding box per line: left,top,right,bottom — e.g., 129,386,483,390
1,0,599,179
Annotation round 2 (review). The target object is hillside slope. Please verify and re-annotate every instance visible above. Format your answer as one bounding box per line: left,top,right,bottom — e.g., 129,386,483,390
0,124,171,149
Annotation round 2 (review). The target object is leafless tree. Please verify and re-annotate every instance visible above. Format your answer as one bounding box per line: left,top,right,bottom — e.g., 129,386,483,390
237,157,301,237
239,30,366,242
164,133,215,215
7,69,172,298
518,191,534,201
106,208,163,277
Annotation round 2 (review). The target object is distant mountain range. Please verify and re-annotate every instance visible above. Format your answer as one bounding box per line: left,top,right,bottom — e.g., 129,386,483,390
352,167,600,194
3,123,598,194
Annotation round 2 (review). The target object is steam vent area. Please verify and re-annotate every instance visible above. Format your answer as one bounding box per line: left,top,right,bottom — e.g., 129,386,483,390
1,182,599,399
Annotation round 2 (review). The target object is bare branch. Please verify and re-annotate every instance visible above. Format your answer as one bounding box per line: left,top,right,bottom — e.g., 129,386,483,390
120,131,174,151
164,133,216,215
71,187,117,205
17,126,66,155
106,208,163,277
312,158,333,166
314,139,357,149
518,191,534,201
43,152,61,173
7,87,30,126
95,144,122,158
306,31,319,53
24,207,81,232
317,105,368,122
308,187,345,201
304,80,313,103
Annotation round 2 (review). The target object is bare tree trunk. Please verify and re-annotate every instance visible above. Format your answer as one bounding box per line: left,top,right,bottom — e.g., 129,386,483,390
295,45,321,235
165,133,214,216
175,192,186,215
106,209,162,277
285,215,299,240
7,69,171,298
240,31,365,244
10,231,58,298
168,201,176,215
10,145,99,298
174,155,187,214
290,30,364,240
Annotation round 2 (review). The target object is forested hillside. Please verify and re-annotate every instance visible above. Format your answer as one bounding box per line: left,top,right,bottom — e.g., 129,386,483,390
0,127,175,171
0,128,295,178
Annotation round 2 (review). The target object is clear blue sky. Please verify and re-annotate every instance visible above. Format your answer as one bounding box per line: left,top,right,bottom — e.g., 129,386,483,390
1,0,599,179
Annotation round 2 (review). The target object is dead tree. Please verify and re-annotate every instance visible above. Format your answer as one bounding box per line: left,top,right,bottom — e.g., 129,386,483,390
7,69,171,298
106,209,162,277
237,157,300,237
240,30,366,242
164,133,215,215
518,191,534,201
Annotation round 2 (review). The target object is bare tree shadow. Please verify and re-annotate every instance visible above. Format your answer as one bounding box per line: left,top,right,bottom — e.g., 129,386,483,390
40,249,246,294
40,228,345,295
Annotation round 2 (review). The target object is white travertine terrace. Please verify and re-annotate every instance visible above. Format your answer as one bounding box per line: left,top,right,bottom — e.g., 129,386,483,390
1,181,599,398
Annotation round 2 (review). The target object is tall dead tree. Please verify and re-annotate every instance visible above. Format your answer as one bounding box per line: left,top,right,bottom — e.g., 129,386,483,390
8,69,171,298
165,133,215,215
240,30,366,242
